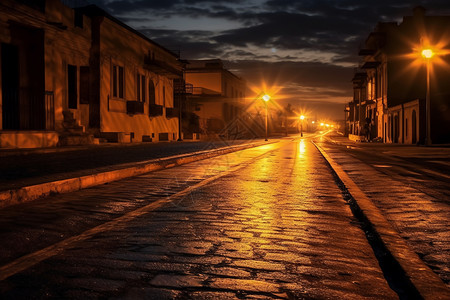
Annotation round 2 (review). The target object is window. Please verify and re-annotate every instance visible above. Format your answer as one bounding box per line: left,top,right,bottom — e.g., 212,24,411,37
149,80,156,105
68,65,77,109
162,86,166,107
112,65,124,99
377,69,381,98
367,78,374,100
137,73,146,102
405,118,408,138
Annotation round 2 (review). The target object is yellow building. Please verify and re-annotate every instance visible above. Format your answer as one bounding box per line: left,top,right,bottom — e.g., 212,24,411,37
0,0,92,148
184,59,247,139
350,7,450,144
77,5,183,143
0,0,183,148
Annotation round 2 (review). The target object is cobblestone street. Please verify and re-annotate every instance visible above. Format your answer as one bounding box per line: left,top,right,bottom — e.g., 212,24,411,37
315,135,450,287
0,139,397,299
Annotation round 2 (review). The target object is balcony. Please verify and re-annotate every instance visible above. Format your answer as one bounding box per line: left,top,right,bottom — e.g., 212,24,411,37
126,101,144,115
166,107,179,119
192,87,220,95
149,104,163,117
174,81,193,95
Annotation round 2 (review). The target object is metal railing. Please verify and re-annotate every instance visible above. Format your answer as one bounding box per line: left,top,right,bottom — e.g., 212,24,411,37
45,91,55,130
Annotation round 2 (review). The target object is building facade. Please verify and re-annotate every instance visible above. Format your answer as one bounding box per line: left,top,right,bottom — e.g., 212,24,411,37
0,0,183,148
80,5,183,143
0,0,91,148
184,59,247,139
347,7,450,144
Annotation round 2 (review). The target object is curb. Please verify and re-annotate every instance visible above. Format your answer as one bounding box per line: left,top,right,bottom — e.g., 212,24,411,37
312,141,450,299
0,141,275,209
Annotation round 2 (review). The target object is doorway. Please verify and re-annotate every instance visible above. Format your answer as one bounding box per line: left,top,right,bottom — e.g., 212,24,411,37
1,24,45,130
412,110,417,144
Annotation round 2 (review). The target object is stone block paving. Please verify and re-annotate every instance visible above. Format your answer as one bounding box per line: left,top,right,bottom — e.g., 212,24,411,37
0,143,268,267
0,140,256,191
317,140,450,286
0,141,397,299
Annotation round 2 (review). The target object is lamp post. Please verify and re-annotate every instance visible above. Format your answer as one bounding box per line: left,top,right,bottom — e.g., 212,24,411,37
421,48,434,146
300,115,305,137
262,94,270,141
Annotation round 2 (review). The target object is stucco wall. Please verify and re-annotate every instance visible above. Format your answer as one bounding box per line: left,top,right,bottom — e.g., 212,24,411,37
98,18,179,142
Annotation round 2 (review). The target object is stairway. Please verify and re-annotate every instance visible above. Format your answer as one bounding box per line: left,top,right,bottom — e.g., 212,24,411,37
58,111,99,146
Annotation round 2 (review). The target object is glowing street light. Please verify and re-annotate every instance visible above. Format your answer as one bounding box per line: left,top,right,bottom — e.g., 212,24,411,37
299,115,305,137
421,48,435,145
262,94,270,141
421,49,435,59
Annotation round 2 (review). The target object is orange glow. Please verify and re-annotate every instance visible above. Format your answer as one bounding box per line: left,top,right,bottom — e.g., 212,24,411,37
298,139,306,157
262,94,271,102
421,49,435,59
408,41,450,68
395,33,450,94
300,115,305,120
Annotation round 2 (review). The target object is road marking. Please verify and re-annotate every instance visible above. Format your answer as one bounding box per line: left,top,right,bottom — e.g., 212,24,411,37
0,144,283,282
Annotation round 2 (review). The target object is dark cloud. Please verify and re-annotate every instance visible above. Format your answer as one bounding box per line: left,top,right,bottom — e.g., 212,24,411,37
214,11,363,55
226,60,353,92
83,0,450,119
98,0,181,12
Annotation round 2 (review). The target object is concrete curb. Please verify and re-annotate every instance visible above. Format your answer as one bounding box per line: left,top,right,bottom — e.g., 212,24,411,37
313,141,450,299
0,141,274,209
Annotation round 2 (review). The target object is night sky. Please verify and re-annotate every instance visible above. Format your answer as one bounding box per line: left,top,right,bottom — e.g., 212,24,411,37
86,0,450,120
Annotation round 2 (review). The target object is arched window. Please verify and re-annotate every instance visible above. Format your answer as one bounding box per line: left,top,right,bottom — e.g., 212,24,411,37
148,80,155,105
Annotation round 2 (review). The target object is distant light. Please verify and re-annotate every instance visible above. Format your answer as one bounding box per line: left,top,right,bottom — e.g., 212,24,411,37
326,124,330,127
300,115,305,120
262,94,271,102
320,123,324,126
421,49,435,59
331,125,335,128
312,121,315,124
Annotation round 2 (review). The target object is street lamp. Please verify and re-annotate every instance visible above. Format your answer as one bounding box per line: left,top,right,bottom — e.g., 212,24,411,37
421,48,434,145
262,94,270,141
299,115,305,137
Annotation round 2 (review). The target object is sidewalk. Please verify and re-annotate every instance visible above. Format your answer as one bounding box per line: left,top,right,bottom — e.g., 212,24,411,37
313,134,450,298
327,132,450,155
0,139,272,207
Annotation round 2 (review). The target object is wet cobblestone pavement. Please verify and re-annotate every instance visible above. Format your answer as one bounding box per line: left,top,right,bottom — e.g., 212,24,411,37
0,139,397,299
316,137,450,287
